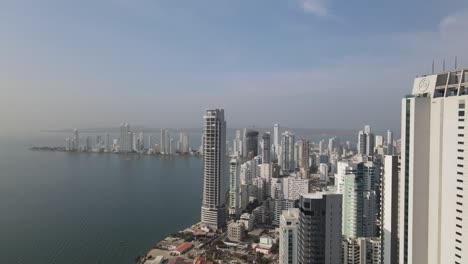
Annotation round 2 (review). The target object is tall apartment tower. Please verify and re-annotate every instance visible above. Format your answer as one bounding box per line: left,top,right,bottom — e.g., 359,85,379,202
280,131,296,173
358,131,367,155
229,158,240,218
201,109,227,230
262,132,271,164
386,130,394,155
279,208,300,264
73,129,79,151
274,123,280,156
298,192,342,264
382,155,399,264
244,130,259,159
399,69,468,264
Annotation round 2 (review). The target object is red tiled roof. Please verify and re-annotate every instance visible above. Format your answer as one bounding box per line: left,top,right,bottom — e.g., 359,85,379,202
175,242,193,253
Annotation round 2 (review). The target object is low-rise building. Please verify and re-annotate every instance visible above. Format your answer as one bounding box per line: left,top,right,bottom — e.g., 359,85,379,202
173,242,193,256
239,213,255,231
228,221,246,242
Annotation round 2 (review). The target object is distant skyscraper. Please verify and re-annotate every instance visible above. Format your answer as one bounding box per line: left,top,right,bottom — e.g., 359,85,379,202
201,109,227,230
233,130,243,157
298,140,310,176
319,139,326,155
358,131,367,155
119,123,131,152
229,158,240,218
169,138,174,155
274,123,280,155
298,192,342,264
160,129,168,154
105,132,110,152
73,129,79,151
262,132,271,164
244,130,259,159
328,137,336,154
280,131,295,172
386,130,394,155
398,70,468,264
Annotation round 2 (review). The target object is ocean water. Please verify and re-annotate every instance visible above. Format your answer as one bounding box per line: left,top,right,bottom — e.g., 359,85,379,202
0,134,203,264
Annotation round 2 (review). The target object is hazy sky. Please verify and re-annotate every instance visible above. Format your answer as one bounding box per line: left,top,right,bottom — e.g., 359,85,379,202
1,0,468,135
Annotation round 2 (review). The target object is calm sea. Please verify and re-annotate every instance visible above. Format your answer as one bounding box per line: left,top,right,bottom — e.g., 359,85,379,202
0,133,203,264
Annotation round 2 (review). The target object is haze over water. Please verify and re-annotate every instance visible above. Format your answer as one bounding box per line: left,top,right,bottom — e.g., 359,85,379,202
0,134,203,264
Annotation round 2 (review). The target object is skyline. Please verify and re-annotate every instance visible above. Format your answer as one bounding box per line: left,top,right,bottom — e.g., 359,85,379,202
1,0,468,135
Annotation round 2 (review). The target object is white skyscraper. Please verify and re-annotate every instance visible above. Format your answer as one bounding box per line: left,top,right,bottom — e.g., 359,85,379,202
319,140,326,155
160,129,169,154
399,69,468,264
201,109,227,230
279,208,300,264
386,130,394,155
382,155,399,264
229,158,240,218
274,123,280,157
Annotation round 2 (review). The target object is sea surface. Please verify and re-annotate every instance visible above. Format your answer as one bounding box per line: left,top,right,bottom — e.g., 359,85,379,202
0,133,203,264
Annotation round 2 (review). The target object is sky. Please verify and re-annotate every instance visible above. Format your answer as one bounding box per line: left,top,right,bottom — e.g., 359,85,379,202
1,0,468,135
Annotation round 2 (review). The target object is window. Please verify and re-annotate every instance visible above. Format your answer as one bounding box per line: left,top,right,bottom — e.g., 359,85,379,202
459,119,465,122
460,103,466,109
460,111,465,117
458,164,464,167
458,194,464,198
459,134,465,137
457,202,463,206
457,187,464,191
459,149,465,152
457,217,463,221
457,172,464,175
457,179,464,183
456,224,462,228
458,157,464,160
460,126,465,129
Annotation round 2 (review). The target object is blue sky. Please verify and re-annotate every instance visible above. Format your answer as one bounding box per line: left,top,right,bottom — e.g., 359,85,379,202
1,0,468,135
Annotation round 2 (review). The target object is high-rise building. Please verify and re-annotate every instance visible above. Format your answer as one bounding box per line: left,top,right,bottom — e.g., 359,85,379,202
201,109,227,230
386,130,394,155
298,192,342,264
73,129,79,151
229,158,240,218
399,69,468,264
262,132,271,164
233,130,243,157
160,129,167,154
244,130,259,159
382,155,399,264
119,123,131,153
328,137,337,154
335,159,380,238
298,140,310,175
274,123,280,156
343,237,382,264
280,131,295,173
319,140,326,155
279,208,300,264
105,132,110,152
358,131,367,155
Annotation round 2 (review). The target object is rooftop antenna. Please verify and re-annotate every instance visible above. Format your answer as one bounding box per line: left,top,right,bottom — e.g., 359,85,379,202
432,60,435,74
443,59,446,72
455,56,458,69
